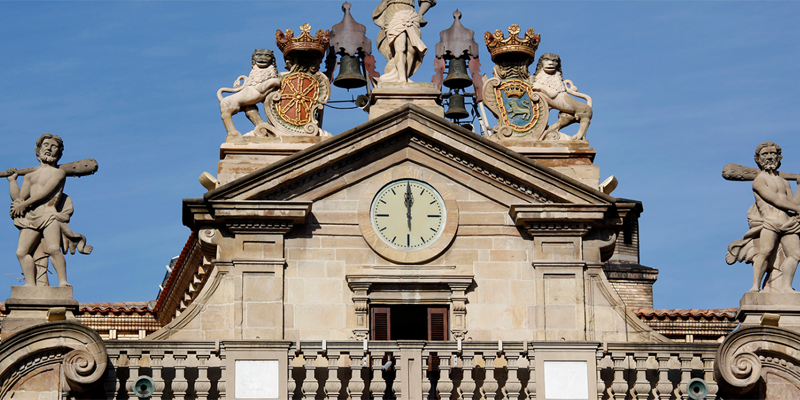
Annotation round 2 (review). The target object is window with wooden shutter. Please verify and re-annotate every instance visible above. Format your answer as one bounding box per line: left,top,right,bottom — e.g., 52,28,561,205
371,307,391,340
427,307,448,341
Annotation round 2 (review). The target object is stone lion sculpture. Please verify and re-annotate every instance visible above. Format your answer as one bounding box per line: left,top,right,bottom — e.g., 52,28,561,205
530,53,593,140
217,49,281,137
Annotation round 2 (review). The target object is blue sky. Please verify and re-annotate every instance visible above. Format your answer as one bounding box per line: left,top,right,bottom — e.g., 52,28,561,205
1,1,799,309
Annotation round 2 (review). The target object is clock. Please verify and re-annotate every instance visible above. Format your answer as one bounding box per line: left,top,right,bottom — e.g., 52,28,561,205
358,171,459,264
370,180,446,250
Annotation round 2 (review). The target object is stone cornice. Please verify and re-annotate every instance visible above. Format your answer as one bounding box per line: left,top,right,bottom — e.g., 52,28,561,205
346,274,474,290
510,204,611,226
182,199,311,231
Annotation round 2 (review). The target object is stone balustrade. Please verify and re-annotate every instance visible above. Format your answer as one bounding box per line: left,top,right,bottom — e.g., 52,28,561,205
103,341,720,400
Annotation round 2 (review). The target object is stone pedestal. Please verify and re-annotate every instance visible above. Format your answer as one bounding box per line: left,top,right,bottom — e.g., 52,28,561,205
737,292,800,333
489,138,600,189
2,286,79,339
368,82,444,120
217,135,327,186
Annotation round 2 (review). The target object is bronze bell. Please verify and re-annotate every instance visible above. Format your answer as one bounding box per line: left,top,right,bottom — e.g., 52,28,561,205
443,58,472,90
333,54,367,89
445,94,470,120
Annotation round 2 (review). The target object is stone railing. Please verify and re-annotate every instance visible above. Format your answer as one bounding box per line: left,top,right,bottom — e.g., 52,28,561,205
104,341,223,400
103,341,721,400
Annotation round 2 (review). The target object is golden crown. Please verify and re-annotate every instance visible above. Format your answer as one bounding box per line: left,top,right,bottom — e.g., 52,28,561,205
484,25,540,61
276,23,331,56
503,81,526,98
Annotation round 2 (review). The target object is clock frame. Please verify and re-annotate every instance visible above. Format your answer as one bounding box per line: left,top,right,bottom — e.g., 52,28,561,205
358,168,459,264
370,180,446,251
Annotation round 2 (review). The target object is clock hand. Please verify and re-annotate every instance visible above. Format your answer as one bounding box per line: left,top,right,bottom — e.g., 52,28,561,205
404,182,414,230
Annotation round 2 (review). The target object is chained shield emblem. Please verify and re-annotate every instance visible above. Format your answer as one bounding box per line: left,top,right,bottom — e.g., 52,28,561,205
276,72,320,127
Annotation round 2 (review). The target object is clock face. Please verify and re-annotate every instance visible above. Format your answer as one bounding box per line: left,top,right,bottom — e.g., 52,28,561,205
370,180,447,251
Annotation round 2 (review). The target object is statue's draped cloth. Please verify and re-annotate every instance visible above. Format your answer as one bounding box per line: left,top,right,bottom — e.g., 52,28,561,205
13,193,90,257
373,0,432,82
727,203,800,266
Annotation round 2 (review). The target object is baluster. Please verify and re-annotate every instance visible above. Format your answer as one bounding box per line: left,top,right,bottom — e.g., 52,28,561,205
655,354,672,400
303,353,319,400
701,354,718,400
196,353,212,400
459,352,476,400
219,359,227,399
325,352,342,400
481,353,499,400
150,353,166,400
370,354,387,400
172,354,189,400
392,353,402,400
595,351,605,400
125,353,141,396
348,352,365,400
288,352,296,400
421,354,431,400
609,353,627,400
504,352,522,400
437,354,454,400
632,354,650,400
525,350,536,400
677,354,693,400
104,353,120,400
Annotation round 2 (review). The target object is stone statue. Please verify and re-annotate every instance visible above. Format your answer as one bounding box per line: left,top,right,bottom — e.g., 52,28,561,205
530,53,593,140
217,49,281,137
4,134,94,287
727,142,800,293
372,0,436,83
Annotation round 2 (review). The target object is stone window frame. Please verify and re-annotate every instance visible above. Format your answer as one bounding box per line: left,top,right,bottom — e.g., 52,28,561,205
346,274,473,340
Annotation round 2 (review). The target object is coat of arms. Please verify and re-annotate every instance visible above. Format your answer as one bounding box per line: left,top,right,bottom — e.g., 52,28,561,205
273,72,323,127
493,79,544,134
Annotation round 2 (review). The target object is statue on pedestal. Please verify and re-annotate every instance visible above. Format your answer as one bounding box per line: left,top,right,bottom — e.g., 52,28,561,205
726,142,800,293
372,0,437,83
217,49,281,137
3,134,95,287
530,53,593,140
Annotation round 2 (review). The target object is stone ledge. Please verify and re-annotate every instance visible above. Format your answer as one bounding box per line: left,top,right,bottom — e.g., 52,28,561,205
740,291,800,308
368,82,444,120
9,285,74,301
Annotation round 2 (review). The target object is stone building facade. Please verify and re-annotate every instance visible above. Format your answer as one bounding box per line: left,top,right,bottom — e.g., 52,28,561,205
1,7,799,400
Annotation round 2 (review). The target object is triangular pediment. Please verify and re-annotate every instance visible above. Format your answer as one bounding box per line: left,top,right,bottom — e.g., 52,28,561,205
203,104,614,206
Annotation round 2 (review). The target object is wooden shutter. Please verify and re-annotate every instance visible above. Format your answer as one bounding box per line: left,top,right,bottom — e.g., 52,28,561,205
427,307,448,341
371,307,391,340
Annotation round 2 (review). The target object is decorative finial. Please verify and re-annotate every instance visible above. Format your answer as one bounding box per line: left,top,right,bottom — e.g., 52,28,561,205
331,2,372,57
436,9,479,60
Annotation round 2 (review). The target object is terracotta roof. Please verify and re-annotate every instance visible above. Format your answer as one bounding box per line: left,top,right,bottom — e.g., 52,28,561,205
79,302,153,314
635,308,738,319
152,231,197,314
635,308,738,342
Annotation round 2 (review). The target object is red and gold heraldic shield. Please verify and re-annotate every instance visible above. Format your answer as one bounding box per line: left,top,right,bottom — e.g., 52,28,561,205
276,72,320,126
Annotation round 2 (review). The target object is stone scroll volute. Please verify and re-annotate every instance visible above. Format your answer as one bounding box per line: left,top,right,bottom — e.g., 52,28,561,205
715,325,800,397
0,321,108,397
